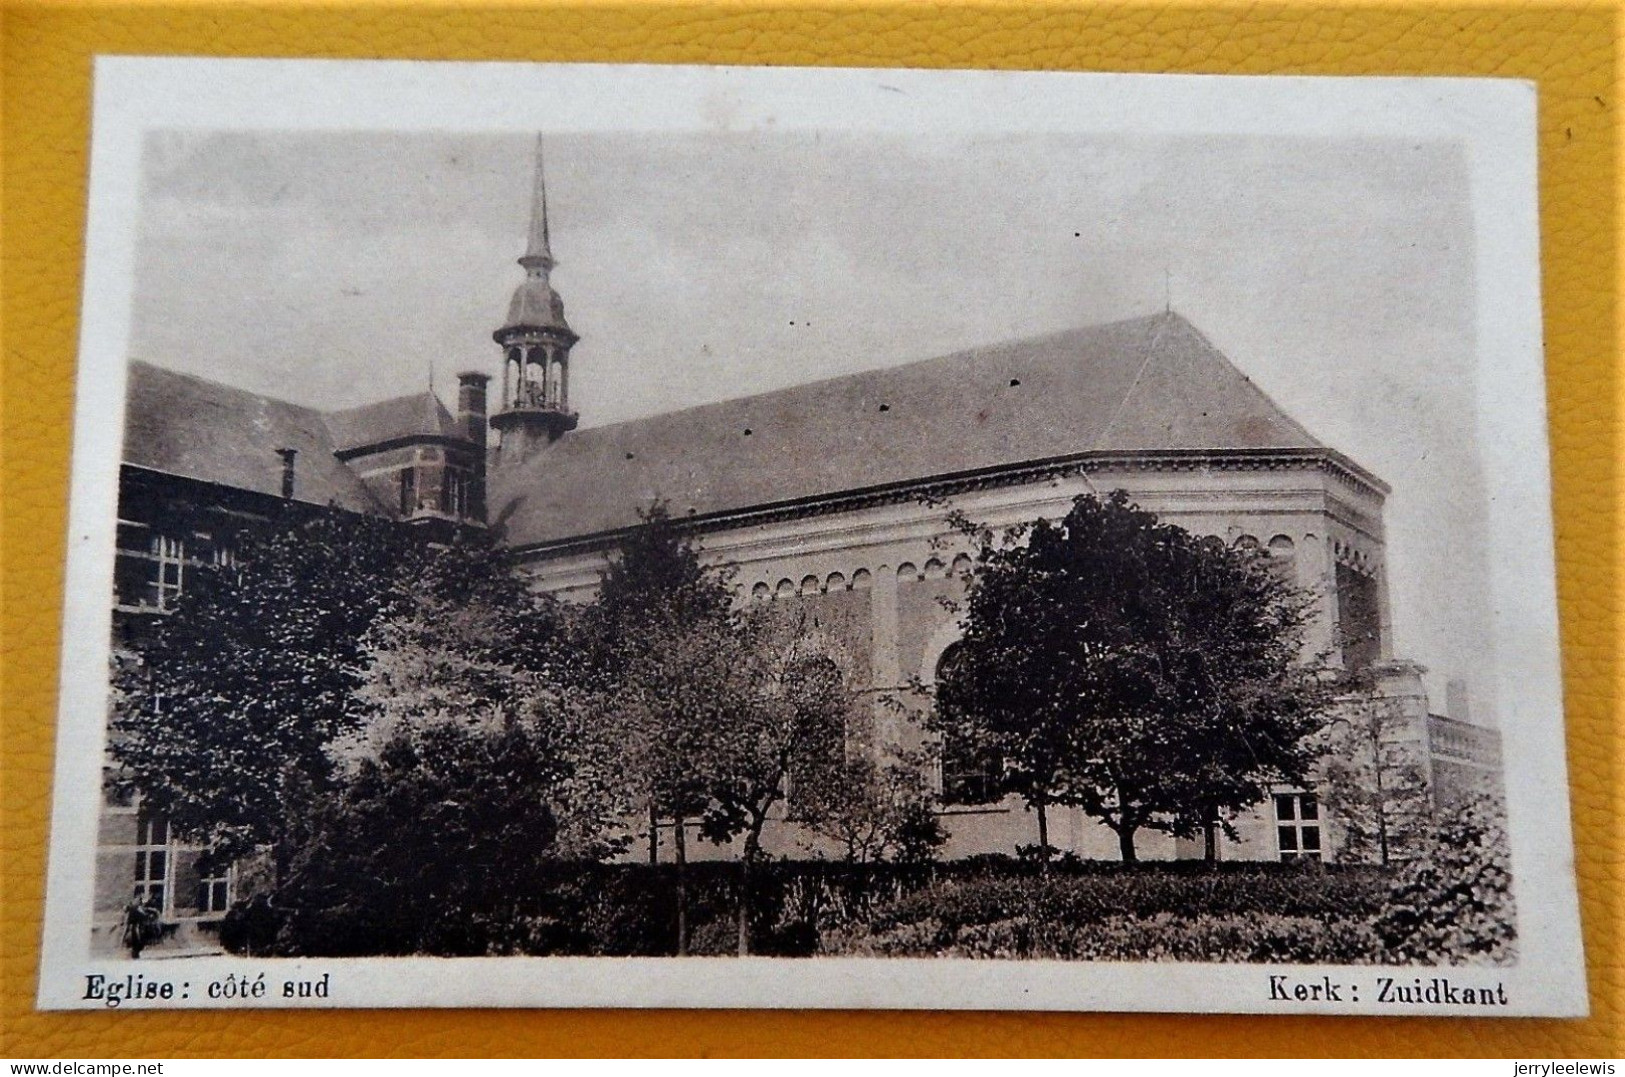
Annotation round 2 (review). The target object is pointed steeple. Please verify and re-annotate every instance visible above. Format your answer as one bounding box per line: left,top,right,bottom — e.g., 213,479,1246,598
519,135,554,276
491,134,580,451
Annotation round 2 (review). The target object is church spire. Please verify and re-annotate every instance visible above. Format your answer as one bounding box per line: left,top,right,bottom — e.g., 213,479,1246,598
491,134,580,451
520,134,554,275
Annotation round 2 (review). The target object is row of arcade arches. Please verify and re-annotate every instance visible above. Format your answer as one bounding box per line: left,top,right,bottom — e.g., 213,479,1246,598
748,553,977,602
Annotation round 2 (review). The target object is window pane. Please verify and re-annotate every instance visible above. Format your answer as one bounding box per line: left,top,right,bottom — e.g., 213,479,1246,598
1300,796,1319,821
1302,827,1321,852
134,851,146,878
151,886,164,910
149,850,166,878
114,554,150,607
1277,826,1297,852
1274,794,1294,821
153,819,167,844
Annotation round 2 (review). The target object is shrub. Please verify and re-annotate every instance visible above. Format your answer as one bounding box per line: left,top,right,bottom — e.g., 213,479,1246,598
1373,793,1517,965
218,894,281,956
824,909,1385,963
866,865,1386,936
822,864,1392,963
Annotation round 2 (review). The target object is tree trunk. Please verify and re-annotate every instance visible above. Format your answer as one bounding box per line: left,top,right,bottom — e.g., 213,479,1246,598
647,800,659,865
738,813,768,956
1035,800,1051,875
1203,805,1219,866
1117,820,1138,864
673,813,689,956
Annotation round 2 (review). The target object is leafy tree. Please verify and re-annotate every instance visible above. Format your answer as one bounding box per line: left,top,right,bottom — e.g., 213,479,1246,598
272,718,579,956
935,491,1333,866
573,503,741,954
1373,791,1516,964
341,532,623,859
799,750,944,866
699,609,856,954
110,504,424,861
577,510,869,956
1317,680,1433,866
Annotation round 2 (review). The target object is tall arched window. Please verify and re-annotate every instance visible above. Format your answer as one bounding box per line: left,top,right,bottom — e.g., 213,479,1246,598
935,643,1001,806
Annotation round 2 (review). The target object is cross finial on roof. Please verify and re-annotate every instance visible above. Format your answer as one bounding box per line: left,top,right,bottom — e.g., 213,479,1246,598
519,134,554,276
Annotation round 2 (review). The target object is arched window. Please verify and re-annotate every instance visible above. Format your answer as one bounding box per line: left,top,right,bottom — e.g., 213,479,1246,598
935,643,1001,806
825,571,847,592
751,582,771,602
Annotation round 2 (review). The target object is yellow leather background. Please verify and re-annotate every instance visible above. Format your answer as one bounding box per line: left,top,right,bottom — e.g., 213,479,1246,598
1,2,1616,1058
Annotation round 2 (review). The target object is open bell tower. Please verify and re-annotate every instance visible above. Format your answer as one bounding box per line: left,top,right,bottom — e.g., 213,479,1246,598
490,135,579,451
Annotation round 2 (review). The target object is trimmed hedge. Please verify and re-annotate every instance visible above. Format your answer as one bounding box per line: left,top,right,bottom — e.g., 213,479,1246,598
831,911,1385,964
233,857,1390,959
228,798,1515,963
819,867,1392,962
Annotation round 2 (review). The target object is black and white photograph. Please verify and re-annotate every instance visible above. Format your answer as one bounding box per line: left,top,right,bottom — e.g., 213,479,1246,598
39,59,1583,1014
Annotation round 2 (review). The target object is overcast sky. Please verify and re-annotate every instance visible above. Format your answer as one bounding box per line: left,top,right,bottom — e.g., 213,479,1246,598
130,129,1493,720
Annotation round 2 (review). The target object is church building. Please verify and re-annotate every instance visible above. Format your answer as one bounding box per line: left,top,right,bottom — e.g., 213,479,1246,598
95,141,1502,952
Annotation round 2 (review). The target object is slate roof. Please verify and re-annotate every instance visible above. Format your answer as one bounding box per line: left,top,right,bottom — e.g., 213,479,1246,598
124,361,381,512
324,391,463,454
488,312,1336,548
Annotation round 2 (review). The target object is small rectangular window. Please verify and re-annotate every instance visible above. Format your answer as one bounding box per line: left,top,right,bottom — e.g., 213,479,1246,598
195,865,232,914
1275,793,1322,862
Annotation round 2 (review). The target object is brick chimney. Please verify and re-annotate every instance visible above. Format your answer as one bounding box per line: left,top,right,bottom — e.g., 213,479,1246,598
457,372,490,524
457,372,490,448
276,448,297,500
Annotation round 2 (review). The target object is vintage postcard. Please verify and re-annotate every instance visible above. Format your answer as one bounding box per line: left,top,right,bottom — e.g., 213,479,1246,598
39,58,1584,1014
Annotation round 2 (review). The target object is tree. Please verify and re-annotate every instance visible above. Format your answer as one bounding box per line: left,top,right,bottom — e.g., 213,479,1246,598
935,491,1333,866
110,504,425,862
699,609,856,955
799,750,944,866
272,718,580,956
1317,679,1432,866
1372,790,1516,964
341,532,623,860
573,504,741,954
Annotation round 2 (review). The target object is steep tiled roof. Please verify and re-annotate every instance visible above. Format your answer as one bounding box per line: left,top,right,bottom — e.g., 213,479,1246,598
488,312,1331,548
123,362,381,512
324,391,463,453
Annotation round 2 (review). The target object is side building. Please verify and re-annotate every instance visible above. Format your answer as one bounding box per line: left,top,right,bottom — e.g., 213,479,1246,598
97,362,488,955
